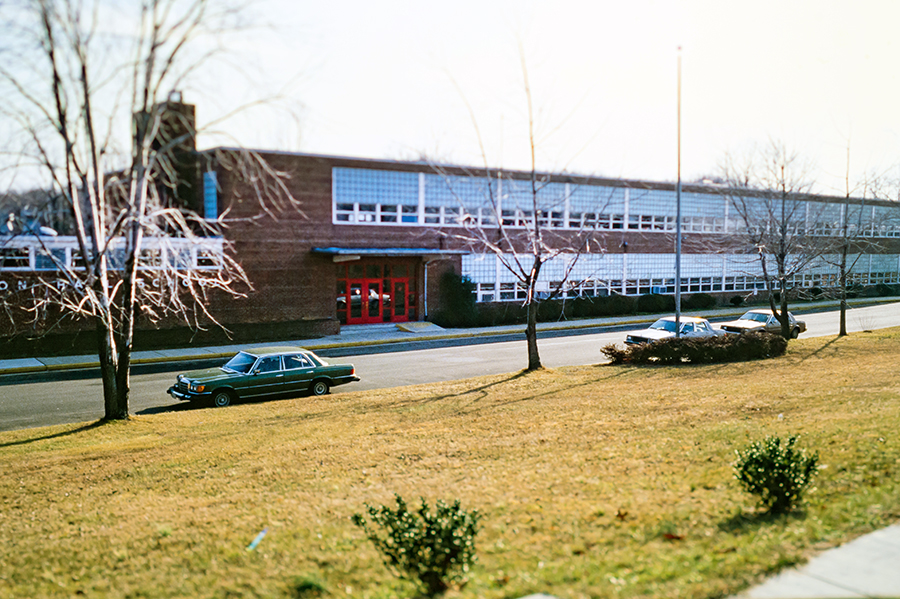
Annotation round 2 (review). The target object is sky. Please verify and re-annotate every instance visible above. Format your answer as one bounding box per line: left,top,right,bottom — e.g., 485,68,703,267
189,0,899,198
5,0,899,198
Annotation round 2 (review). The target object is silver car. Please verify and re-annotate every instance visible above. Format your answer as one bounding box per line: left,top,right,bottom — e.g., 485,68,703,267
625,316,724,345
719,309,806,338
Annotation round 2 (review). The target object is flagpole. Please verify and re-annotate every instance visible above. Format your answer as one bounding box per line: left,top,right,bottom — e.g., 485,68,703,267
675,46,683,337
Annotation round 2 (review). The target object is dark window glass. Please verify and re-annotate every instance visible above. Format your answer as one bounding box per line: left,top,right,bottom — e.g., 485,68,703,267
256,356,282,373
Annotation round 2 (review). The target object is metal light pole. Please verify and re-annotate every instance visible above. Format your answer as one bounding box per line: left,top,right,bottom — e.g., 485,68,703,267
675,47,682,337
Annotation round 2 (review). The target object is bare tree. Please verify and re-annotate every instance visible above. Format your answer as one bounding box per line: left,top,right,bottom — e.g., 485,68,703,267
432,60,605,371
829,169,900,335
0,0,295,419
833,150,875,336
720,141,828,339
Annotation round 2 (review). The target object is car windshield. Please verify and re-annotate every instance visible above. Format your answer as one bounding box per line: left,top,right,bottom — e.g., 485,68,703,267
740,312,769,323
223,351,257,374
649,319,678,332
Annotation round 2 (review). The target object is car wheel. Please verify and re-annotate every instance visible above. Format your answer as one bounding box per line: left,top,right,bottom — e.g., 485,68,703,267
211,389,234,408
791,327,800,339
311,379,330,396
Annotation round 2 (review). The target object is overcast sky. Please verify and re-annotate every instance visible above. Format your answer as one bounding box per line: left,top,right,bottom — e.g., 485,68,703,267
209,0,900,197
12,0,896,197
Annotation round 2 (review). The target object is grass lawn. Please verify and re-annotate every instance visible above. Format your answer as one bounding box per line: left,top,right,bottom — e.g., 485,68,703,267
2,329,899,599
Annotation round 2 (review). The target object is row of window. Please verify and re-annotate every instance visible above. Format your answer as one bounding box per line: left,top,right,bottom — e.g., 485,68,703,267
333,168,900,237
0,238,224,271
333,200,900,238
472,271,900,303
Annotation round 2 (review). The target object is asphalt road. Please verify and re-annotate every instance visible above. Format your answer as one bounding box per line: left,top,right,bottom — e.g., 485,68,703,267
1,303,898,433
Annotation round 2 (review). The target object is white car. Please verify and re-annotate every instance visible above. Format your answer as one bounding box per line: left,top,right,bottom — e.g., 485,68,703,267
625,316,724,345
719,309,806,338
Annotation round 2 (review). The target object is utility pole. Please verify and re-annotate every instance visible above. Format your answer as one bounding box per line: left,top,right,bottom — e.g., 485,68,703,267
675,46,683,337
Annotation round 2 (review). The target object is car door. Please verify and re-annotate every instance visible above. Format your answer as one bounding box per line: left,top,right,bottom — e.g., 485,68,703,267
244,355,284,397
281,353,317,395
695,321,714,337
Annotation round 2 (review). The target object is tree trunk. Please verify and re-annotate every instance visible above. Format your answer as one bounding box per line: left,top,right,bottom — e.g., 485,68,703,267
96,319,128,420
779,279,791,339
525,297,541,371
839,243,848,336
524,255,543,371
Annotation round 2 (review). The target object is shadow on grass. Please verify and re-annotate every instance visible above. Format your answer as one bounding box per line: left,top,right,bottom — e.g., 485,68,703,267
718,508,808,533
134,392,319,416
381,370,531,412
135,402,205,416
0,420,108,448
795,336,841,362
376,365,638,415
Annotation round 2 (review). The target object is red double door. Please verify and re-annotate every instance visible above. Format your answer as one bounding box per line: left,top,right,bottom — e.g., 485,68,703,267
343,278,409,324
337,259,417,324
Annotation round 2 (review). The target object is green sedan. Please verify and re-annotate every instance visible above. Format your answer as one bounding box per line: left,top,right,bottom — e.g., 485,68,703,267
167,346,360,407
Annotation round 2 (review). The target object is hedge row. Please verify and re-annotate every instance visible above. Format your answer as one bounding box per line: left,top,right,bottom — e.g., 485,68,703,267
601,330,788,365
431,271,719,329
431,273,900,330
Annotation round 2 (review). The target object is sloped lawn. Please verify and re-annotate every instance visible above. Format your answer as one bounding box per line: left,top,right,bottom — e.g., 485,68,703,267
1,329,899,598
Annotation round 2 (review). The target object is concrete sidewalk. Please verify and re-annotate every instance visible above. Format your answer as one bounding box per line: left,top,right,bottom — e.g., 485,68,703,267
521,523,900,599
1,296,898,376
731,522,900,598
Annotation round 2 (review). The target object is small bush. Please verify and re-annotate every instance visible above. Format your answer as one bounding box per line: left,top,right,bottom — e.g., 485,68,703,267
474,301,525,327
571,296,599,318
351,494,480,596
683,293,717,310
432,272,477,328
600,343,628,365
874,283,896,297
733,435,819,514
637,293,676,314
602,293,637,316
291,575,328,598
600,331,787,365
729,295,745,307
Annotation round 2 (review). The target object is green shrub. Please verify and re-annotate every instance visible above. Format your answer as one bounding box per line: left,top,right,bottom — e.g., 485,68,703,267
601,293,637,316
637,293,675,314
733,435,819,514
291,575,328,598
351,494,481,597
874,283,896,297
729,295,745,307
600,331,787,365
537,298,574,322
474,301,525,327
432,272,477,328
683,293,717,309
571,296,599,318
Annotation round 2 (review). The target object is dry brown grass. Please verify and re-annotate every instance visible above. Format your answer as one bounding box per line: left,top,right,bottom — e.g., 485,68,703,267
1,330,899,598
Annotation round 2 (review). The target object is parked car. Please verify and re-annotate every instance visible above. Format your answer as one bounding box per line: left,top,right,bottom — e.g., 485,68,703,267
167,346,360,407
624,316,724,345
718,309,806,338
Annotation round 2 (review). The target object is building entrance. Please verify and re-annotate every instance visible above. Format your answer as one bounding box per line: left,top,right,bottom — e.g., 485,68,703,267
336,260,418,325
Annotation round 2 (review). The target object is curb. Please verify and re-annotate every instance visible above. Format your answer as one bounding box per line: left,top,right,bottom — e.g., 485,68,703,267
3,298,896,376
